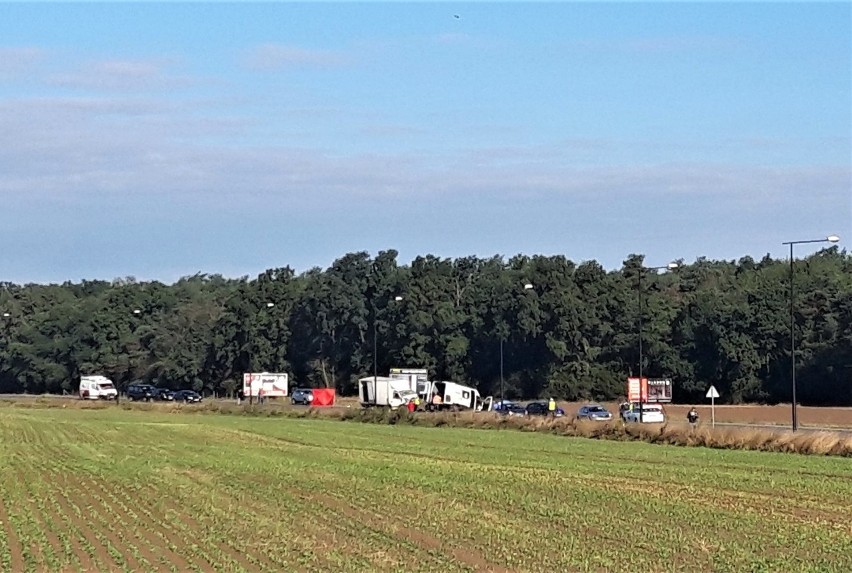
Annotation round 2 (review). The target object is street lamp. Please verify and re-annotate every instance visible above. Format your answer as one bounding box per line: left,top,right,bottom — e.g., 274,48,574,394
637,261,679,423
498,283,535,406
371,293,403,387
121,309,145,404
782,234,840,431
248,302,275,405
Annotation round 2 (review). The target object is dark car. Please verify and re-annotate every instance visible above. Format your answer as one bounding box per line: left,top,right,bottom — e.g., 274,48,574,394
290,388,314,405
153,388,175,401
525,401,565,417
172,390,202,403
127,383,157,402
576,404,613,422
493,401,527,416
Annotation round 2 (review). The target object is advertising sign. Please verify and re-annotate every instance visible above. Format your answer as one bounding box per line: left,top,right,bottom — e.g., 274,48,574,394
627,377,673,403
242,372,289,397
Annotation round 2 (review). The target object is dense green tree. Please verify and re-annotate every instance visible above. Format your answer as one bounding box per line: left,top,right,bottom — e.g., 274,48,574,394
1,247,850,405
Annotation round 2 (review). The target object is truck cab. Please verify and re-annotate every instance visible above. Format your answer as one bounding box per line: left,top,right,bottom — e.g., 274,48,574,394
359,376,418,409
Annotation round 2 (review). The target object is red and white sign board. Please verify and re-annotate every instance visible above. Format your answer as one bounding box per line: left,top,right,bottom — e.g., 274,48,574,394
243,372,289,397
627,377,672,403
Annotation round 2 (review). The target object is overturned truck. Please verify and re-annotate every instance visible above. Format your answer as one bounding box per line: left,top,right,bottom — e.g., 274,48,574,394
424,381,492,412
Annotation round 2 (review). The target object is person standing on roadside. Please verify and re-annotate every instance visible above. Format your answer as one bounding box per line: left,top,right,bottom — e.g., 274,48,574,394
687,407,699,426
548,397,557,418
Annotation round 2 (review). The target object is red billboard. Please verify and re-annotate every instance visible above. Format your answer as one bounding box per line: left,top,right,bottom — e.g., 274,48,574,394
627,378,672,403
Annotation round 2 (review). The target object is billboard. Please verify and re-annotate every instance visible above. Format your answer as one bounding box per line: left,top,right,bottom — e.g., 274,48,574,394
627,377,672,403
243,372,289,397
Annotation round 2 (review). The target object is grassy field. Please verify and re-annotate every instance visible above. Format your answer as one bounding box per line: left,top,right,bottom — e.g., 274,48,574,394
0,406,850,572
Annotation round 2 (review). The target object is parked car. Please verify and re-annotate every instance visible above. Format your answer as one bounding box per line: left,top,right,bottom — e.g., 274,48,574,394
493,401,526,416
525,401,565,417
154,388,175,401
172,390,202,403
290,388,314,406
622,404,666,423
576,404,613,422
127,383,157,402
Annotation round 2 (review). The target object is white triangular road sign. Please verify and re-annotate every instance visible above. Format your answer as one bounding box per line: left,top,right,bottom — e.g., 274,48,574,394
706,385,720,399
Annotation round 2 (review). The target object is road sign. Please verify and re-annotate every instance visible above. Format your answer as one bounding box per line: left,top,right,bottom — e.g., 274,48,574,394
706,385,719,427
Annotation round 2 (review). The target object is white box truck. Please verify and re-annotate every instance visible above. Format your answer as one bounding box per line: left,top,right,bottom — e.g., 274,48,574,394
358,376,418,409
79,375,118,400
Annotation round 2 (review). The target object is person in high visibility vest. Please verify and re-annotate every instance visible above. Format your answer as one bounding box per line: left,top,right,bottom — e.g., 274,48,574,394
548,397,557,417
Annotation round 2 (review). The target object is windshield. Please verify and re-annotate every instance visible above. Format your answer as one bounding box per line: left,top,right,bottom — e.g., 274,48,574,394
99,384,115,390
588,406,606,413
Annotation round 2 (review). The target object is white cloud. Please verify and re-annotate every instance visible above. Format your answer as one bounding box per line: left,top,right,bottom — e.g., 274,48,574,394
1,92,847,215
243,43,348,70
48,57,195,92
0,46,45,77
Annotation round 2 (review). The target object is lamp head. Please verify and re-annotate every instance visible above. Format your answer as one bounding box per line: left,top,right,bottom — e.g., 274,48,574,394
827,235,840,243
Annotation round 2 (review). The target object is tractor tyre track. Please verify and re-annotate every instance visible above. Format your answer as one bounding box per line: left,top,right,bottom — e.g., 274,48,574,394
299,489,511,573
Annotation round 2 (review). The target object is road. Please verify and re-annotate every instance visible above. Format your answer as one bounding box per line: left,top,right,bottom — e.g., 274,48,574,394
5,393,852,436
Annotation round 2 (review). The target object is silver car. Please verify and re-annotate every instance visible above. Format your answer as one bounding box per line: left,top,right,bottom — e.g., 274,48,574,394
576,404,613,421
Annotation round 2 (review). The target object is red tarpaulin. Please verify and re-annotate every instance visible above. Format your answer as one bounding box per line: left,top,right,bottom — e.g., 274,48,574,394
310,388,336,406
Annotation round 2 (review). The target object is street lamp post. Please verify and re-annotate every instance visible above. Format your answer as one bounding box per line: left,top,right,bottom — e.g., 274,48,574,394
637,262,678,423
498,283,534,407
118,308,145,404
782,235,840,431
248,302,275,405
370,291,403,389
499,336,504,405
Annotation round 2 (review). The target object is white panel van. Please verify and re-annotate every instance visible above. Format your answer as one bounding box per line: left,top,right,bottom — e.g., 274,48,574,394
79,375,118,400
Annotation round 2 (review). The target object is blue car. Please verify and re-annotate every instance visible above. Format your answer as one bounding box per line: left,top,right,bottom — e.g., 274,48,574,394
290,388,314,406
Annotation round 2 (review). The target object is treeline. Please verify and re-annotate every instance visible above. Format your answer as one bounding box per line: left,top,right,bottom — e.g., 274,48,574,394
1,249,850,405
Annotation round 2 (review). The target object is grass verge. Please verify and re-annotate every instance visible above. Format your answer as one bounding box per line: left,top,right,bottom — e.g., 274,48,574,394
7,396,852,457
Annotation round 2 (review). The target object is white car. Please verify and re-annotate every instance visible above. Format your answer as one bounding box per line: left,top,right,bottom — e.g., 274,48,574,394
622,404,666,423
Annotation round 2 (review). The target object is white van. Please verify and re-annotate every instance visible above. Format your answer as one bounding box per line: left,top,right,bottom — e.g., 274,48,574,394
79,375,118,400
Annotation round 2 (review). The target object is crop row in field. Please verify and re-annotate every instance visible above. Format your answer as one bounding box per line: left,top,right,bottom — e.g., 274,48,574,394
1,405,851,572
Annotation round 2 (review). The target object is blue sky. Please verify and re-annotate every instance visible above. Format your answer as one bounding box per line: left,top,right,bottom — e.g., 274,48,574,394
1,2,849,284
